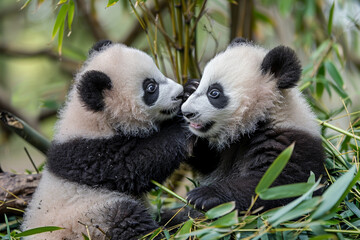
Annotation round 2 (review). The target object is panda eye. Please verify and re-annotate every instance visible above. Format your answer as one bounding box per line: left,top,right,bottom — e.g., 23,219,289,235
146,82,158,93
208,89,220,99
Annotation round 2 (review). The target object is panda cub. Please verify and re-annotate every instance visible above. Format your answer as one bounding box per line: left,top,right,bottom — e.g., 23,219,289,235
21,40,189,239
182,38,325,211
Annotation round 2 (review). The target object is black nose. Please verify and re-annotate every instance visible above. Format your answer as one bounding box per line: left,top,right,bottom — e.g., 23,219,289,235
183,111,199,119
172,92,184,101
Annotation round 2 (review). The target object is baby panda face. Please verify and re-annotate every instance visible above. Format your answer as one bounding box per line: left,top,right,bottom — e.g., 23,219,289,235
182,39,301,147
76,40,183,136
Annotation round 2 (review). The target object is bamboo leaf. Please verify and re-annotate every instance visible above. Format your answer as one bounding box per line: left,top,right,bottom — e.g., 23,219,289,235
57,0,68,4
201,231,224,240
107,0,120,7
149,227,162,240
67,0,75,36
312,165,357,219
268,178,321,224
20,0,33,10
272,197,321,226
52,4,69,40
14,226,64,237
308,171,316,184
324,61,344,88
58,20,65,55
4,214,10,239
209,210,238,227
259,183,314,200
205,202,235,219
345,201,360,218
82,233,90,240
327,1,335,35
255,143,295,194
175,220,193,240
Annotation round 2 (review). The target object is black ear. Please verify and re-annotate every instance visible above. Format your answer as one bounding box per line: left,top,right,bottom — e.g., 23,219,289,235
228,37,253,48
77,70,113,112
88,40,113,55
261,46,301,89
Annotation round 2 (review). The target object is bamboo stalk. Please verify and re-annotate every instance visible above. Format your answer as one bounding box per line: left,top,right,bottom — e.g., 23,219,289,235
154,0,177,79
317,119,360,141
0,111,50,155
169,1,181,83
175,0,184,84
128,0,158,67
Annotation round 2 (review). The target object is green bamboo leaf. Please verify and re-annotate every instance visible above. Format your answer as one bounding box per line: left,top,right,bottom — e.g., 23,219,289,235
58,21,65,55
67,0,75,36
205,202,235,219
20,0,33,10
82,233,90,240
268,178,321,224
52,4,69,40
4,214,10,239
14,226,64,237
255,143,295,194
312,165,357,219
164,229,171,239
307,171,315,184
272,197,321,226
259,183,314,200
309,234,337,240
149,227,162,240
324,61,344,88
107,0,120,7
201,232,224,240
57,0,68,4
209,210,238,227
175,220,193,240
345,201,360,218
327,1,335,35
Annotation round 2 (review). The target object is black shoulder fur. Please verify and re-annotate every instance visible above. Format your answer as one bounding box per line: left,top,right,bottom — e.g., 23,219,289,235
187,123,326,211
47,119,190,196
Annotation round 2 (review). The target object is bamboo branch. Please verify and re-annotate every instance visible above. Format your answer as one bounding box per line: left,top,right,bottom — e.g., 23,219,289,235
169,1,181,82
154,0,177,79
175,0,184,84
0,44,79,66
317,119,360,141
0,111,50,155
76,0,108,41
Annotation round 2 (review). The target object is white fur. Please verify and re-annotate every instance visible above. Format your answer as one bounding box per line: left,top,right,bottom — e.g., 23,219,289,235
22,170,131,239
182,44,319,149
55,43,183,142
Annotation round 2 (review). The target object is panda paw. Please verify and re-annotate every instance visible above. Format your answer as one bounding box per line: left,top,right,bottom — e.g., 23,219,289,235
183,78,200,102
186,186,225,211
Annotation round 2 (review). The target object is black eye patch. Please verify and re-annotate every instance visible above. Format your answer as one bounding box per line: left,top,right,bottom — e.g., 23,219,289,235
207,83,229,109
142,78,159,106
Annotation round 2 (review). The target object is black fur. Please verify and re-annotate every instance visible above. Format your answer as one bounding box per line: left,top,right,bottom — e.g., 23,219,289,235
77,70,113,112
187,122,325,211
183,78,200,102
103,198,160,240
207,83,229,109
228,37,253,47
89,40,113,55
186,137,220,175
142,78,159,106
261,46,302,89
47,119,190,196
